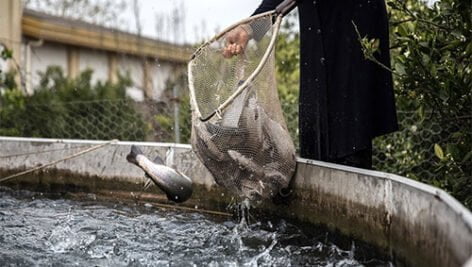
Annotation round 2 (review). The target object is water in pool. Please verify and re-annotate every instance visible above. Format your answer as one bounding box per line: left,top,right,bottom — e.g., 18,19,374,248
0,187,393,266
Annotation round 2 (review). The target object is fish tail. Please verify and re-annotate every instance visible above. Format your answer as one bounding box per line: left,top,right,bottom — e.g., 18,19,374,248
126,145,144,164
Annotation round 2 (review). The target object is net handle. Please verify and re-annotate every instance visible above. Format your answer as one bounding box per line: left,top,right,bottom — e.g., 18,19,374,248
190,15,283,121
190,10,275,61
217,15,282,118
275,0,298,17
187,59,201,118
188,11,276,120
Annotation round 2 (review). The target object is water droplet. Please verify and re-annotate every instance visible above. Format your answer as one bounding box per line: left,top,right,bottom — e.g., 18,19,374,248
308,27,312,31
317,29,322,34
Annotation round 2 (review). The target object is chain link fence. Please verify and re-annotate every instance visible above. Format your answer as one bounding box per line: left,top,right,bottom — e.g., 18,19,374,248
0,99,188,143
1,97,452,180
4,94,470,207
373,111,453,180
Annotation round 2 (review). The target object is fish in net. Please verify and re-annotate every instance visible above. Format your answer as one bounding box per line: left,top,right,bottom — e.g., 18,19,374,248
188,1,298,201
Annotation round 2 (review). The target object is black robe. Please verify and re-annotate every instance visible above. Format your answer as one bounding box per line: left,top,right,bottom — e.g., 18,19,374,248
253,0,398,161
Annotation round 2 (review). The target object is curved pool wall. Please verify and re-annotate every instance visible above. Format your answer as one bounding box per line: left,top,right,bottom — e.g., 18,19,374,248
0,136,471,267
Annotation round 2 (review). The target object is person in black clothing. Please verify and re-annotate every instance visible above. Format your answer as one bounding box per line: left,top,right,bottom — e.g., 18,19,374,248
224,0,398,169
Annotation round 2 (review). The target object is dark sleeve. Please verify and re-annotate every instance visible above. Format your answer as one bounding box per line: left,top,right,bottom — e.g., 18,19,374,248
252,0,284,15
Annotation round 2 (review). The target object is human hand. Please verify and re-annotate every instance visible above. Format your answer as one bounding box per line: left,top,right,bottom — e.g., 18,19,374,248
223,25,251,58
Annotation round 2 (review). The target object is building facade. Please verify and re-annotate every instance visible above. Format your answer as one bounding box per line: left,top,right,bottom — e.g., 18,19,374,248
0,1,190,102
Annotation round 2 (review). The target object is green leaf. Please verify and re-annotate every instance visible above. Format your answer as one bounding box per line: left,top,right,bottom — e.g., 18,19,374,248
395,63,406,76
462,151,472,163
421,53,430,65
417,105,425,122
451,132,463,139
434,144,445,160
446,144,460,160
1,48,13,59
466,42,472,55
371,38,380,52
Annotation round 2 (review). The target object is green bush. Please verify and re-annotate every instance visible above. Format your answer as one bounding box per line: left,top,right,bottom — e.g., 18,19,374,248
380,0,471,208
178,93,192,144
0,66,147,141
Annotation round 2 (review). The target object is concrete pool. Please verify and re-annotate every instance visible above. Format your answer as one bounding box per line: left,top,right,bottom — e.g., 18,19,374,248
0,137,471,266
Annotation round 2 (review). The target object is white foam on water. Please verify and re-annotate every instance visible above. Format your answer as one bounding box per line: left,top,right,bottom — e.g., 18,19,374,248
0,187,393,266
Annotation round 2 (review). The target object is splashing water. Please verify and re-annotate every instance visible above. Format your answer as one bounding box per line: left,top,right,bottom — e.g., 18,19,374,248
0,187,393,266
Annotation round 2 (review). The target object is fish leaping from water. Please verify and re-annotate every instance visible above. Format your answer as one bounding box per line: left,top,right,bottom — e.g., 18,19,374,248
126,145,193,203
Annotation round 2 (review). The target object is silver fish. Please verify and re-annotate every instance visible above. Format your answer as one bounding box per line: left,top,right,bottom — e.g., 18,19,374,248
227,150,265,178
191,95,296,201
262,115,296,162
126,145,193,203
193,120,227,161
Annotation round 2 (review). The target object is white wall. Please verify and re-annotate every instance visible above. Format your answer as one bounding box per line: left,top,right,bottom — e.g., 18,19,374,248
0,46,7,74
117,55,175,100
117,54,143,89
149,60,173,100
79,48,108,84
29,42,67,89
27,41,178,100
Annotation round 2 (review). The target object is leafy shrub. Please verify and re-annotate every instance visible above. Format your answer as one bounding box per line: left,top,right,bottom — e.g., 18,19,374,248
0,66,147,141
380,0,471,208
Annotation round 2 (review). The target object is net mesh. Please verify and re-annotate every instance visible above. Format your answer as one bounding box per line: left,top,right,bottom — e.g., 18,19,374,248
189,13,296,201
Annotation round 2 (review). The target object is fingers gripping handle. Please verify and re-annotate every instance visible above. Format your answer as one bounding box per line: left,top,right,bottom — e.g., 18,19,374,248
275,0,298,17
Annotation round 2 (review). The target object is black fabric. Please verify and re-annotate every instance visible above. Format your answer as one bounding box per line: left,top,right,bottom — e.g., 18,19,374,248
253,0,398,162
333,144,373,169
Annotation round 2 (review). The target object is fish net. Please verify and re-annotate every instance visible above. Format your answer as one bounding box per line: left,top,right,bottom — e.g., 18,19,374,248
188,12,296,201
